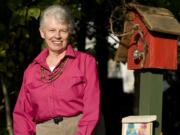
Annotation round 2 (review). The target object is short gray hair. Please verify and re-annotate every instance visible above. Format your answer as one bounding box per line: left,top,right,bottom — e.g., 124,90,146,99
39,5,74,33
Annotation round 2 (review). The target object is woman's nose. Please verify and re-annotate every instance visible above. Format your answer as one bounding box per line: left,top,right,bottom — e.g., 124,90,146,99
54,31,61,38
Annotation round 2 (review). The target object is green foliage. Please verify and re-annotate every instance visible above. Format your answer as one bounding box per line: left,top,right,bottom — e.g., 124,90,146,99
28,7,41,20
0,128,8,135
96,0,104,5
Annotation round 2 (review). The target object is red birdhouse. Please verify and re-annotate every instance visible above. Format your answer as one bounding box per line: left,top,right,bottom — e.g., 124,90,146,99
127,3,180,70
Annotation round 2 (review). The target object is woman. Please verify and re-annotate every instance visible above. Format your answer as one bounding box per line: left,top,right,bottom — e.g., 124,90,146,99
13,5,103,135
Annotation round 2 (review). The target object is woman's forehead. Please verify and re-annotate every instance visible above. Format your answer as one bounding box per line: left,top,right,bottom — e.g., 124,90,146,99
44,16,68,27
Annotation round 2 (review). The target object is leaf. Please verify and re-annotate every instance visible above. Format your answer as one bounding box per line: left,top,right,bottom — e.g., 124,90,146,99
0,23,7,39
0,63,6,72
7,0,23,11
0,23,5,32
0,41,8,57
16,8,27,17
10,8,27,26
96,0,104,5
28,7,41,20
0,50,6,57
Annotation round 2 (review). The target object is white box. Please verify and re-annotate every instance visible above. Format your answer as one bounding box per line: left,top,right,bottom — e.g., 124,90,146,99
122,115,157,135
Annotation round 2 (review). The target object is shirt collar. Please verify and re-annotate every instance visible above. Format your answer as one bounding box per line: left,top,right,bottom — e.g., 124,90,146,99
34,44,76,66
65,44,76,58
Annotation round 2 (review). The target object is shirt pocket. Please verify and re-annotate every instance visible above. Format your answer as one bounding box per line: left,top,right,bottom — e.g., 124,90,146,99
26,81,48,105
57,76,86,99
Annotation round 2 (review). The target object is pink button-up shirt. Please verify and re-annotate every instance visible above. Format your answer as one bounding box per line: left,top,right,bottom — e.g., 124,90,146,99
13,45,101,135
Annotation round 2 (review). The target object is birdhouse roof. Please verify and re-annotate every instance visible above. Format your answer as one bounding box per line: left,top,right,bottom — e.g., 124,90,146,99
128,3,180,35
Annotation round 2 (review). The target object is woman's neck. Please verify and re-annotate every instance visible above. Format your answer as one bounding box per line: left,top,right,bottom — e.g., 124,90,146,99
46,50,66,67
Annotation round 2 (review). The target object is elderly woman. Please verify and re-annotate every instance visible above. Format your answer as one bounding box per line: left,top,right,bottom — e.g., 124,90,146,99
13,5,103,135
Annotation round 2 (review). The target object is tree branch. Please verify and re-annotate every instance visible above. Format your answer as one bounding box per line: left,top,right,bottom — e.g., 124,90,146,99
1,77,13,135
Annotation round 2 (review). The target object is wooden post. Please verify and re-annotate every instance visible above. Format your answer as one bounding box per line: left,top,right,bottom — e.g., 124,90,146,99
138,70,163,135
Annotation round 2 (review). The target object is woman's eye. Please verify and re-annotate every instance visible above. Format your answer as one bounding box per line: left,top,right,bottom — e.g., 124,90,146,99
49,29,55,32
60,29,68,33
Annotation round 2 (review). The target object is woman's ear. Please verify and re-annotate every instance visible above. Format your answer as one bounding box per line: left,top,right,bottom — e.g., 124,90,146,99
39,28,45,39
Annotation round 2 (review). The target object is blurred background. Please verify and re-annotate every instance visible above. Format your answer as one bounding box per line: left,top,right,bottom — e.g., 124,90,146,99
0,0,180,135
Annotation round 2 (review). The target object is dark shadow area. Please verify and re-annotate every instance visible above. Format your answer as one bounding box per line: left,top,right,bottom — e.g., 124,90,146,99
102,78,134,135
162,64,180,135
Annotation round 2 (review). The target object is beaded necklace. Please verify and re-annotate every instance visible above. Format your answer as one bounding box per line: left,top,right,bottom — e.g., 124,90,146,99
40,57,68,83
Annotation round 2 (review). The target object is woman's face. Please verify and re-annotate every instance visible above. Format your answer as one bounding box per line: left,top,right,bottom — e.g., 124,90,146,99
39,16,70,54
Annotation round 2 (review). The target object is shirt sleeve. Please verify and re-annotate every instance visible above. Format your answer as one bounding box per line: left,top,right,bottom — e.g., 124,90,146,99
13,71,35,135
76,55,101,135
